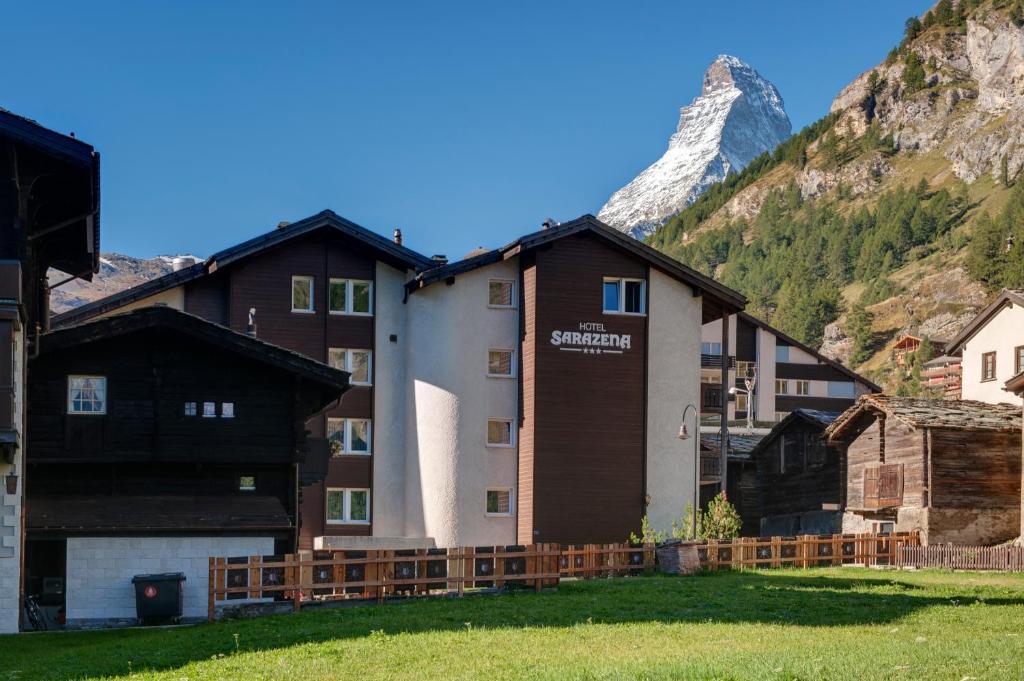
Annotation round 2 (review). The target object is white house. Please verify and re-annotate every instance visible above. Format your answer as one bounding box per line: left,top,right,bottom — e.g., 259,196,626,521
947,289,1024,406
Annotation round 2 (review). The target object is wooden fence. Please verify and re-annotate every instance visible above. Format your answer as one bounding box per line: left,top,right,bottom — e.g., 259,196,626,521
690,532,921,570
897,543,1024,571
208,543,655,620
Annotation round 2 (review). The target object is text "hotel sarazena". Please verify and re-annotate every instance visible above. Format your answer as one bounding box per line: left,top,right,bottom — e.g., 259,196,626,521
550,322,631,355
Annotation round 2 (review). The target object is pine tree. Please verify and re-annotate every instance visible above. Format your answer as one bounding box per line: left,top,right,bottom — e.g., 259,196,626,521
903,52,927,94
848,302,875,366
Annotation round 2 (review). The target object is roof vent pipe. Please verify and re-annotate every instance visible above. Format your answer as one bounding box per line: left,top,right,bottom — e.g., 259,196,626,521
431,254,448,266
542,217,558,230
393,228,403,246
277,221,291,230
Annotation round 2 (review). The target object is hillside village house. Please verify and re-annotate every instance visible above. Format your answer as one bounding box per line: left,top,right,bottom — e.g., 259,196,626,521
826,395,1021,545
53,214,747,550
24,306,348,626
749,409,844,536
699,312,878,423
921,354,962,399
0,109,100,634
946,289,1024,406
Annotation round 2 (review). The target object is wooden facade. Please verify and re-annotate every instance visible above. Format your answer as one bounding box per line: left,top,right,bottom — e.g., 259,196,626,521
750,410,843,536
518,232,648,544
827,395,1021,545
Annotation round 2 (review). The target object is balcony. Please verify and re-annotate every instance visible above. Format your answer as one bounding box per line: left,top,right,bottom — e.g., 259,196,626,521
701,384,723,411
700,354,736,370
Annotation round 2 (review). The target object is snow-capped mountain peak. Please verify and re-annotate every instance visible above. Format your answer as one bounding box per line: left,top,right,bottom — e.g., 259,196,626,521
598,54,791,238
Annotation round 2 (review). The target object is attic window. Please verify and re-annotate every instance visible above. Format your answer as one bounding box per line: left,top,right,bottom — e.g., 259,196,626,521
221,402,235,418
239,476,256,492
203,402,217,418
67,376,106,415
184,402,197,417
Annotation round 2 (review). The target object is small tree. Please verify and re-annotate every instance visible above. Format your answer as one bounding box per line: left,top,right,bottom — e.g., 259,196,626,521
703,492,743,539
628,515,666,546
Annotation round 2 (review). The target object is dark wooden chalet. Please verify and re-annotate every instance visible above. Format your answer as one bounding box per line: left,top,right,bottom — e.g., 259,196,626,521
699,433,763,535
749,409,843,537
826,395,1021,545
23,306,348,617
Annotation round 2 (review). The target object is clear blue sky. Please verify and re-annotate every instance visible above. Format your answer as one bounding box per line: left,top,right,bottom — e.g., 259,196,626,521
4,1,932,261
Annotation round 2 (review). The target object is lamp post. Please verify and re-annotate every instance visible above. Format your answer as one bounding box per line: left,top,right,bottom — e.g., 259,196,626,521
676,403,700,539
729,371,757,433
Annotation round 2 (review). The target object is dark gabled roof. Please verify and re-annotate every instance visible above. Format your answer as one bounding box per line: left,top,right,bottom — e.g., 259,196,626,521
739,311,882,392
749,409,841,459
52,209,433,327
405,214,747,315
0,108,101,278
39,306,350,398
825,394,1021,442
700,432,767,461
946,289,1024,355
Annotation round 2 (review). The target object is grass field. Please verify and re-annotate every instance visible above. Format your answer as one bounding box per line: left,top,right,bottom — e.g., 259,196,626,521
3,568,1024,680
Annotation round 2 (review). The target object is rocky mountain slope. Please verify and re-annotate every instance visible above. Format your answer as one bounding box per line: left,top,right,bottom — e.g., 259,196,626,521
646,0,1024,392
49,253,201,314
598,55,792,238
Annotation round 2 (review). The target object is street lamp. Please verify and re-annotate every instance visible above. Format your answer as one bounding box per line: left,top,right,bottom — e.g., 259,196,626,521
728,370,757,433
676,403,700,539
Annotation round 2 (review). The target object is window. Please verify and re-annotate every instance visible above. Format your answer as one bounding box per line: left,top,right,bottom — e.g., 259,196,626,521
328,348,372,385
795,380,810,396
488,279,514,308
602,278,645,314
326,488,371,524
184,401,197,417
982,351,997,381
1017,346,1024,376
488,349,515,377
291,276,314,313
67,375,106,414
775,379,789,395
486,489,513,516
203,402,217,418
827,381,856,398
329,279,373,315
737,361,756,379
238,475,256,492
221,402,235,418
735,392,748,413
701,342,722,356
776,345,790,363
487,418,514,447
327,417,372,455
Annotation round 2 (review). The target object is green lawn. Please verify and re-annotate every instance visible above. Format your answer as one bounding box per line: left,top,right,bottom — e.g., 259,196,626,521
4,568,1024,680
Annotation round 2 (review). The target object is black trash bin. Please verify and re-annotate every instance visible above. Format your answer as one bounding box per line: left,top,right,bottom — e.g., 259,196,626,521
132,572,186,624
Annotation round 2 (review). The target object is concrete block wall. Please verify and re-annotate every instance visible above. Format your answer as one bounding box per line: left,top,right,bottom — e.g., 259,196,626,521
65,536,274,625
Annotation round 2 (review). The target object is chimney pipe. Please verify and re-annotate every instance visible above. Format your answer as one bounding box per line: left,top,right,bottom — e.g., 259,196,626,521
393,228,403,246
171,257,189,272
542,217,558,230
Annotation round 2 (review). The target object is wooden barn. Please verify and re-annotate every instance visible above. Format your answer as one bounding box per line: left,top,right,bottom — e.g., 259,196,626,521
825,395,1021,545
23,306,349,626
749,409,843,537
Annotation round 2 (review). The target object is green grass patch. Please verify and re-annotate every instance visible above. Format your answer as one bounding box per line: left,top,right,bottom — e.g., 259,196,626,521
3,568,1023,680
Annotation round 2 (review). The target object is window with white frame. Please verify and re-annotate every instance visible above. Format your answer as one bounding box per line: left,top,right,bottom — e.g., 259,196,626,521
67,375,106,415
238,475,256,492
221,402,235,418
329,278,373,315
795,380,810,396
602,278,645,314
701,342,722,356
486,488,513,516
291,276,314,313
184,401,197,417
328,348,372,385
775,379,789,395
487,418,514,447
488,279,514,308
737,361,756,380
487,349,515,377
326,488,370,524
327,417,372,455
203,401,217,418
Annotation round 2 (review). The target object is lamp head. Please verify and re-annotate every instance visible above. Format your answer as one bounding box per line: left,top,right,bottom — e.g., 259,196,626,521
677,424,690,440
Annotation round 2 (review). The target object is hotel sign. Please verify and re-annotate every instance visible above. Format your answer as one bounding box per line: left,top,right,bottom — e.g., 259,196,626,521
550,321,631,355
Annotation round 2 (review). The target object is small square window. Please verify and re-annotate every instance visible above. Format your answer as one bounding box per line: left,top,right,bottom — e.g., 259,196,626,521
221,402,235,418
68,375,106,415
329,279,347,314
326,488,371,524
291,276,314,313
775,380,789,395
486,489,512,516
488,349,514,377
603,278,645,314
203,402,217,418
239,475,256,492
184,401,197,417
487,419,514,447
795,380,810,396
488,280,514,308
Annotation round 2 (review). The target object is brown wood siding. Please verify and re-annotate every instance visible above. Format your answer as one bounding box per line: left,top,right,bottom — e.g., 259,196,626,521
775,362,861,383
775,395,856,414
522,232,647,544
757,421,843,518
929,429,1021,509
735,317,756,362
846,416,925,510
517,257,537,544
184,274,229,326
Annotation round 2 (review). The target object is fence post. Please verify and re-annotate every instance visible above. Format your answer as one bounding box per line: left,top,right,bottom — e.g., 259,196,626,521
248,555,261,600
208,557,216,622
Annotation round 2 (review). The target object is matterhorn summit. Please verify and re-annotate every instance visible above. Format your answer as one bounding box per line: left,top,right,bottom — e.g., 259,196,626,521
599,55,791,238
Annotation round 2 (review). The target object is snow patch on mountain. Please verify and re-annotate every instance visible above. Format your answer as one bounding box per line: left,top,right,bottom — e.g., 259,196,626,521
598,55,792,238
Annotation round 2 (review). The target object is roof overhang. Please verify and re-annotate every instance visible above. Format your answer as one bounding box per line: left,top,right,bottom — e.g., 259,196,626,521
946,289,1024,356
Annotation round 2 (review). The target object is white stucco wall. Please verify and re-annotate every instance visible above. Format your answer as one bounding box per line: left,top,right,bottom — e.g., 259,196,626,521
961,303,1024,406
65,536,274,623
645,270,702,533
370,263,409,537
0,327,24,633
755,327,776,421
403,260,519,546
